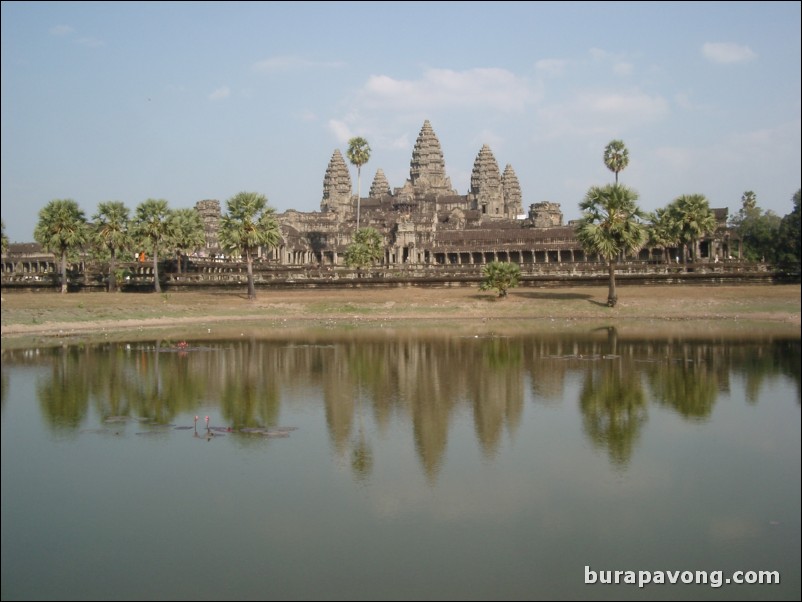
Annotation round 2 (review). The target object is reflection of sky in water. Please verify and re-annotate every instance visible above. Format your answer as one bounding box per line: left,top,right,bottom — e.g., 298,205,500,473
1,336,799,600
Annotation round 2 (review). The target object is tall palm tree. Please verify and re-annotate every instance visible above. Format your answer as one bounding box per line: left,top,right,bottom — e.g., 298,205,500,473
346,137,371,229
740,190,757,212
168,208,206,275
667,194,717,266
34,199,89,294
133,199,171,293
575,184,647,307
218,191,282,300
93,201,131,293
603,140,629,184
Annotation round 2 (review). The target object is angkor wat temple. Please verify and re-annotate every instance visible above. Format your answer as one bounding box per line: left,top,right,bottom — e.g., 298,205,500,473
194,120,733,267
4,120,749,287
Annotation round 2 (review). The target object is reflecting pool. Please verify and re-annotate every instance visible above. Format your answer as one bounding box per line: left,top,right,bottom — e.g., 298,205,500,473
1,332,800,600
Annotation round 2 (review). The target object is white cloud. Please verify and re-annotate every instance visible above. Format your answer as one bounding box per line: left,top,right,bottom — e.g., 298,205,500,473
538,89,669,139
208,86,231,101
586,91,668,117
326,115,411,154
49,24,74,36
653,146,693,171
252,55,346,73
613,62,633,77
358,67,539,112
702,42,757,64
535,58,569,76
647,119,801,209
588,48,636,77
327,119,355,144
388,134,410,150
673,92,713,111
589,47,609,62
469,129,505,155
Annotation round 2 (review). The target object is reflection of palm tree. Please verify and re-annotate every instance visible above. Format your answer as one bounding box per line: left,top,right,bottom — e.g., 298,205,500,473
37,348,90,430
219,340,281,430
351,391,373,482
580,363,646,467
648,361,718,420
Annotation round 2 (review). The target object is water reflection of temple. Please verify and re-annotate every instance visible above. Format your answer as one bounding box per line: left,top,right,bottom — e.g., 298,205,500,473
4,335,798,477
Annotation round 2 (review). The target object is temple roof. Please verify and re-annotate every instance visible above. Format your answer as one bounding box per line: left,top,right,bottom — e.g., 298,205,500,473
322,149,352,208
409,120,454,194
470,144,502,196
369,168,391,198
502,164,522,212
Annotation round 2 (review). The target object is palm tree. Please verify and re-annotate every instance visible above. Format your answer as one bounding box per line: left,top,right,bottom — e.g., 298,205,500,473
34,199,90,294
343,227,383,274
218,191,282,300
575,184,647,307
168,208,206,275
346,137,371,229
133,199,172,293
646,207,679,264
740,190,757,212
603,140,629,184
667,194,717,266
93,201,131,293
479,261,521,298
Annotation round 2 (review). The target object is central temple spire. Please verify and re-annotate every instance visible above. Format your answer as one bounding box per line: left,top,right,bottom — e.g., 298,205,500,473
408,120,454,195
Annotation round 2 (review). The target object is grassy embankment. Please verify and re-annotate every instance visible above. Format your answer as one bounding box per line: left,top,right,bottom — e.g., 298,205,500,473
1,284,799,349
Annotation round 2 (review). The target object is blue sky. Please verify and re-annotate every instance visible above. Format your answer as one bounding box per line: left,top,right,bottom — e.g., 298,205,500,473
2,1,800,242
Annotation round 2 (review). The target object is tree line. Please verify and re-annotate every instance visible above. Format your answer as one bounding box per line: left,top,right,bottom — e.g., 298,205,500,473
1,137,799,305
478,140,799,304
573,140,800,307
0,192,281,299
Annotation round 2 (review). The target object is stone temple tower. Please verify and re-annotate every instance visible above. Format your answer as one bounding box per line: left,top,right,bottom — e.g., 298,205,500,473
502,164,523,218
469,144,504,217
407,120,454,196
321,149,353,214
195,199,222,253
369,168,391,198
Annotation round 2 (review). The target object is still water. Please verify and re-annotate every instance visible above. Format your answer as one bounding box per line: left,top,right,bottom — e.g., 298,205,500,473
1,332,800,601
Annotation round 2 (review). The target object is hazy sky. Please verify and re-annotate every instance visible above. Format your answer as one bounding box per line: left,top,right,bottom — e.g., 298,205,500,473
2,1,800,242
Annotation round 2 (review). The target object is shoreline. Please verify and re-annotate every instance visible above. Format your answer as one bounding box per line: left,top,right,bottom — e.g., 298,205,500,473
2,284,800,348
